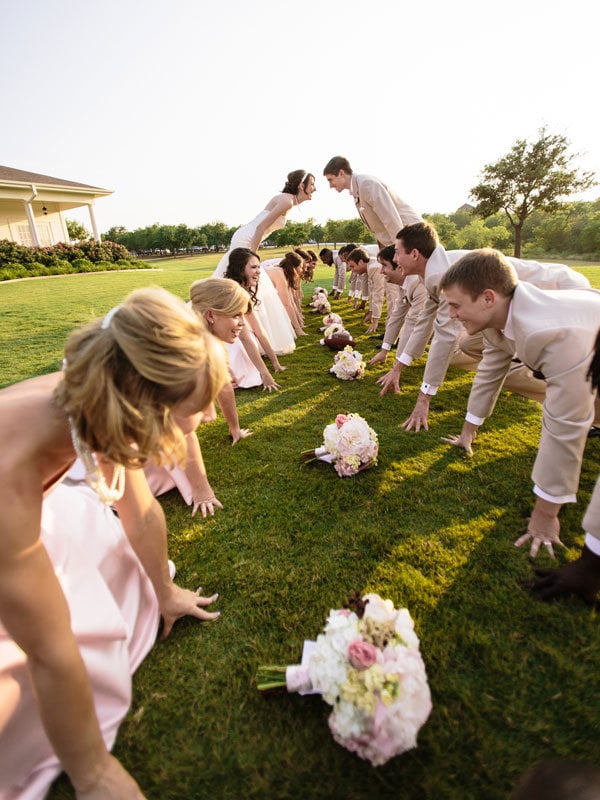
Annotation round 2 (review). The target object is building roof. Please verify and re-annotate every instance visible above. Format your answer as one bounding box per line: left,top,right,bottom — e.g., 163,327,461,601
0,165,111,193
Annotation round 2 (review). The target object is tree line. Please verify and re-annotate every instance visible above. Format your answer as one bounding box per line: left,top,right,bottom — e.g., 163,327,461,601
100,199,600,260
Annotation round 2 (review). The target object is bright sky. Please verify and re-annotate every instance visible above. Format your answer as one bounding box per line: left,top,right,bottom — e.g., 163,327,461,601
2,0,599,234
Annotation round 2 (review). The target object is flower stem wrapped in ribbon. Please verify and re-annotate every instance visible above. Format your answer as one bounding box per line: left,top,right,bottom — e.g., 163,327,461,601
256,592,432,766
300,413,378,477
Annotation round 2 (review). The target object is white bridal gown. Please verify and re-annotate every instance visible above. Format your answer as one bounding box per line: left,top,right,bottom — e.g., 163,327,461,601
213,203,296,356
0,477,159,800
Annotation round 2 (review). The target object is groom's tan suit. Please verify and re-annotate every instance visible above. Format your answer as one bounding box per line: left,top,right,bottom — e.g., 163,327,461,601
466,282,600,499
349,174,422,247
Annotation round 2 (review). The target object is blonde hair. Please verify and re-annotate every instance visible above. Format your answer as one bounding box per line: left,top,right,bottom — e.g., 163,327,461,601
189,277,251,317
54,287,227,468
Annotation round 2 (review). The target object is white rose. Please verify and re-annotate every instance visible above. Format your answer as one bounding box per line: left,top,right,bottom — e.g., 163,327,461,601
362,593,396,624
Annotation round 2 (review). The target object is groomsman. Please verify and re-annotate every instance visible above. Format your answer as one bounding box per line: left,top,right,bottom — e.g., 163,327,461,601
319,248,346,299
376,222,592,431
526,330,600,605
368,245,427,366
439,249,600,563
322,156,423,247
346,247,386,333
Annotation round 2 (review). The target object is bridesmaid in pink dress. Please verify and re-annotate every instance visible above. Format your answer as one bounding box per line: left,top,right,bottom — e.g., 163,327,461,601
0,288,226,800
144,277,259,516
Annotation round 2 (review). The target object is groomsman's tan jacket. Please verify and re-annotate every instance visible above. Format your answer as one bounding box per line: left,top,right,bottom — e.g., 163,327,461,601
466,282,600,499
398,246,591,393
350,174,422,247
382,276,427,353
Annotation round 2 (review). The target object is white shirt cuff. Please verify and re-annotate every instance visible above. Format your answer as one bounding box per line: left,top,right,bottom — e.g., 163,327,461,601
466,411,485,426
585,533,600,555
533,485,577,504
397,353,412,366
381,342,392,351
420,382,438,396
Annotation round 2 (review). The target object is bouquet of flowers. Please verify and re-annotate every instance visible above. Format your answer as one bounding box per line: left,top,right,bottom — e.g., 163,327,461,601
256,592,432,766
322,322,345,339
309,289,331,314
330,345,366,380
320,312,343,331
300,413,378,477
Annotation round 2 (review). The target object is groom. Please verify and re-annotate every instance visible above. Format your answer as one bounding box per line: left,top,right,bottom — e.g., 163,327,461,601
322,156,423,248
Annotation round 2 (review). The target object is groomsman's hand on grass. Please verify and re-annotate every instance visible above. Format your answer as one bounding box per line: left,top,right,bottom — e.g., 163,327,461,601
441,421,478,455
523,545,600,606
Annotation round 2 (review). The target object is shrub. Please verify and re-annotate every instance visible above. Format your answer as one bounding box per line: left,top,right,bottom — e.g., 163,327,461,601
71,258,95,273
0,262,28,280
25,261,48,276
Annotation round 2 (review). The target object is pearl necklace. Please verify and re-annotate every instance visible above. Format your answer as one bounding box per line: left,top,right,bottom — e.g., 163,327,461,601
69,418,126,505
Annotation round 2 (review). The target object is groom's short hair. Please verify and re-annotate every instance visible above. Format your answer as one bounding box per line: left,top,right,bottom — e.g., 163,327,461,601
323,156,352,176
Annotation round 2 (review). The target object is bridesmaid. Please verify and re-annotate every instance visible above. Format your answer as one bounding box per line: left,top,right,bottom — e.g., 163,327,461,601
0,288,225,800
264,252,307,336
225,247,289,385
190,275,273,390
145,278,257,517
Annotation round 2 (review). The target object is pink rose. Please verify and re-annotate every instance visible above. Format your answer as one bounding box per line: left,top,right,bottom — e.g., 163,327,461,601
335,414,349,428
347,639,378,670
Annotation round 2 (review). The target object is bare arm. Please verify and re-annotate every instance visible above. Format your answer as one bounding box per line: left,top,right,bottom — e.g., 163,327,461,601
245,309,285,372
216,381,253,444
238,324,281,391
113,468,220,637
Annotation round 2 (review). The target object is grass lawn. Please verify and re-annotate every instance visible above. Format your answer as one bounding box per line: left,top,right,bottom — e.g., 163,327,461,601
1,252,599,799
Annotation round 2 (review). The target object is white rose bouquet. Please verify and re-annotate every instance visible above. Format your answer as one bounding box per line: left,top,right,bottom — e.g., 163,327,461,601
320,312,343,331
256,592,432,766
309,289,331,314
330,345,366,381
300,413,378,477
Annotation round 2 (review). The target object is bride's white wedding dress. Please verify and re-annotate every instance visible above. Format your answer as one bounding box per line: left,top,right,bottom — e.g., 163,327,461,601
213,203,296,356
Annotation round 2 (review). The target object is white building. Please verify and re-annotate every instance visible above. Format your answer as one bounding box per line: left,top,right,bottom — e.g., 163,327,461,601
0,165,112,246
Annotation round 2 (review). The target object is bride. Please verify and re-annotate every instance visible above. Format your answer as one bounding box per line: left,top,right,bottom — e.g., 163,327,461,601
213,169,316,355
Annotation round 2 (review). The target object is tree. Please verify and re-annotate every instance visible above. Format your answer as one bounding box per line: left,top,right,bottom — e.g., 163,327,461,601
470,128,596,256
103,225,128,244
66,219,90,241
343,219,373,244
271,221,311,247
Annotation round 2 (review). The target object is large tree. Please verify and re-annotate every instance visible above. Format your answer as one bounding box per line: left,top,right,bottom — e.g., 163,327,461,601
470,128,596,256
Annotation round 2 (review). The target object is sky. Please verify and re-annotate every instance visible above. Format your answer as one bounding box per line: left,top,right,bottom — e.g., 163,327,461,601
2,0,599,234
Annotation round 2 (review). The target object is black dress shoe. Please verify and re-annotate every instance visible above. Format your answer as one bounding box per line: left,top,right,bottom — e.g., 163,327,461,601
589,426,600,438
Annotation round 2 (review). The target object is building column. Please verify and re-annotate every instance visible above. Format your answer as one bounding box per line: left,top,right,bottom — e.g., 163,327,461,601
88,203,100,242
23,200,41,246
